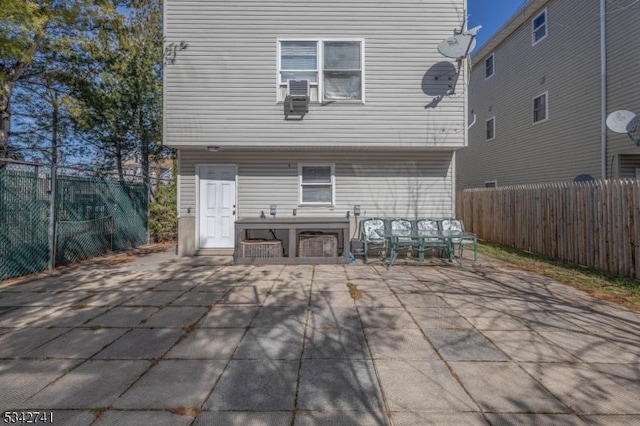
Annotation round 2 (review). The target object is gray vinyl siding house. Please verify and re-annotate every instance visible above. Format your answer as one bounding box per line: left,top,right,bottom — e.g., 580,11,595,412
457,0,640,189
164,0,468,255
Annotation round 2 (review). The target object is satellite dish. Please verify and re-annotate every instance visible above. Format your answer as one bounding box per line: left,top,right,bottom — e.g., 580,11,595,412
466,25,482,36
438,34,477,59
434,25,481,96
437,25,481,59
606,110,639,134
574,174,595,183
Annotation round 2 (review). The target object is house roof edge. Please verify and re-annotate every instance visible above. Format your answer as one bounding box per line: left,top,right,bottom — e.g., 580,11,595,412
471,0,550,66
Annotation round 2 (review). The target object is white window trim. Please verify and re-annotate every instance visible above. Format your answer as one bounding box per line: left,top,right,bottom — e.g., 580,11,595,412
532,8,548,46
484,180,498,188
485,53,495,79
298,163,335,206
486,117,496,140
276,39,320,96
277,38,365,104
533,91,549,124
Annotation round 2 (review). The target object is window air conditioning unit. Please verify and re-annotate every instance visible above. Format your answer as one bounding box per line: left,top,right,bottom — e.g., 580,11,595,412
286,79,310,114
287,79,310,98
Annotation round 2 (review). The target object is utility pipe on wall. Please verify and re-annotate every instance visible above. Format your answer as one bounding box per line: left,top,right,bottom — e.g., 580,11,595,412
600,0,608,179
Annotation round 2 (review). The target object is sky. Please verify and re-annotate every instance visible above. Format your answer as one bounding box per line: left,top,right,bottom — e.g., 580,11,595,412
468,0,531,52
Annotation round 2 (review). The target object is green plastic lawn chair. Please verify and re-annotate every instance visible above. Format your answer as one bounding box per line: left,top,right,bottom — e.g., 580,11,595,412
439,219,477,264
415,218,452,262
386,218,417,269
359,218,386,264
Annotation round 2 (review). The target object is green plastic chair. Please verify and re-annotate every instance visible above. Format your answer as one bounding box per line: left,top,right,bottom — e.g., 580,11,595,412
386,218,417,269
359,218,386,264
415,219,452,261
440,219,477,264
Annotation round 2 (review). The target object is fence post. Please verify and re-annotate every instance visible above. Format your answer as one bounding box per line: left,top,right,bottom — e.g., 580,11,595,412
31,165,38,247
47,163,57,272
146,181,151,245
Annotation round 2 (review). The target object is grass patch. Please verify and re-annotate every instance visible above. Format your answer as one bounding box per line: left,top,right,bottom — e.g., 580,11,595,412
347,282,366,300
478,242,640,310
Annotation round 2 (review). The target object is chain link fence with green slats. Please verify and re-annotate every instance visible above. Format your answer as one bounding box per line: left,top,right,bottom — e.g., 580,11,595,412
1,161,149,281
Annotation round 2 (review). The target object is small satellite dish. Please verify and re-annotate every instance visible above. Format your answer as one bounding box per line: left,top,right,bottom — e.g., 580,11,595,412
434,25,481,96
606,110,639,134
574,174,595,183
438,34,477,59
466,25,482,36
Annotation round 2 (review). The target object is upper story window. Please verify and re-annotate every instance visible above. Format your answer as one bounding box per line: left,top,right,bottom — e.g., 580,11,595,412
532,9,547,45
323,41,362,101
486,117,495,140
280,41,318,84
485,53,494,78
533,92,548,123
299,164,335,206
278,40,364,103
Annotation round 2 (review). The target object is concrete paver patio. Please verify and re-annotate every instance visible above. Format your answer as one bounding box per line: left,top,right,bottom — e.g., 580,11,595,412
1,250,639,425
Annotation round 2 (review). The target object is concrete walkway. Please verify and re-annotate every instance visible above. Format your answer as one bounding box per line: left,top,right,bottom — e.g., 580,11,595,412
1,250,639,425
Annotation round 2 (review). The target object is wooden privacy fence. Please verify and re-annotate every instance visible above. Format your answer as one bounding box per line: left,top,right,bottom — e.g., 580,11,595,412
456,180,640,280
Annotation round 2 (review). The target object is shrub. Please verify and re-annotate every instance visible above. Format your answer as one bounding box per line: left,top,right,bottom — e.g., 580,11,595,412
149,181,177,242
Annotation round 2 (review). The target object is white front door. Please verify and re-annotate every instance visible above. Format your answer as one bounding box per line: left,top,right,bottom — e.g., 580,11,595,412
198,165,236,249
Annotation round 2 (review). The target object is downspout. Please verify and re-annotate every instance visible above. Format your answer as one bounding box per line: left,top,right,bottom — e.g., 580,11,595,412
600,0,607,179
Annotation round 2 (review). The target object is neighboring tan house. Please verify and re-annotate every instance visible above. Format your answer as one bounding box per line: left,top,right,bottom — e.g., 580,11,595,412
457,0,640,189
164,0,471,256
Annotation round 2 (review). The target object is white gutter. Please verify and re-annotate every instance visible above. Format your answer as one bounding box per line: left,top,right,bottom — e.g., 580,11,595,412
600,0,607,179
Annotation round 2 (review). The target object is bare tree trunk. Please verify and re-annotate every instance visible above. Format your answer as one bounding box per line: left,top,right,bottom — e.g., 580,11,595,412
140,113,150,189
115,139,124,182
0,81,12,159
1,31,44,159
51,91,59,167
155,162,161,189
138,103,153,203
48,90,59,271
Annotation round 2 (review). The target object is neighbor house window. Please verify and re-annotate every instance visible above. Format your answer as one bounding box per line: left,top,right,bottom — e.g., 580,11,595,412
485,53,494,78
486,117,495,140
299,164,335,205
532,9,547,45
279,40,364,102
484,180,497,188
533,92,548,123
